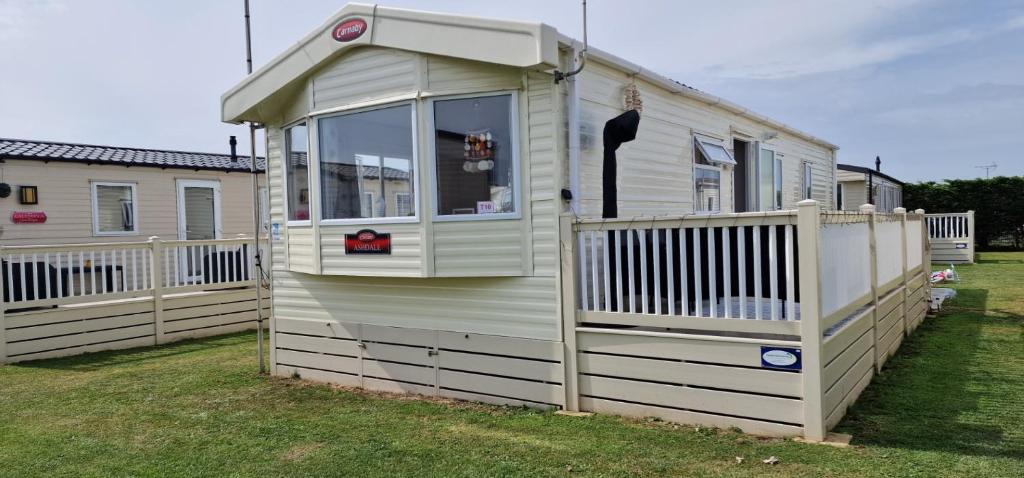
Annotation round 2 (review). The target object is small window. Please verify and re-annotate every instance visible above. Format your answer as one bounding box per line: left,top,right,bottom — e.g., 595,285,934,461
695,136,737,166
837,183,845,210
693,141,722,213
774,157,783,209
803,162,813,200
318,103,416,221
92,182,138,236
757,146,775,211
284,123,310,221
432,93,518,217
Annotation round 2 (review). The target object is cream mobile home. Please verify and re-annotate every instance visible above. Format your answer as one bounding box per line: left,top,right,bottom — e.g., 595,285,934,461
836,158,904,213
221,4,930,440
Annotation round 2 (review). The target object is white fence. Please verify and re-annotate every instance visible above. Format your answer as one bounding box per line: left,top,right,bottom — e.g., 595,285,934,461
925,211,975,263
0,236,268,363
564,201,931,440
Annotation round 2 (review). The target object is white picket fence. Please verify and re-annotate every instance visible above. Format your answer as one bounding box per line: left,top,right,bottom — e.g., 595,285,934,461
925,211,975,263
0,236,268,363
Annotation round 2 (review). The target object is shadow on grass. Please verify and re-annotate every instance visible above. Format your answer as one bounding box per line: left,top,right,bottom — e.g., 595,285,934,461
837,288,1024,460
975,259,1024,264
9,331,258,372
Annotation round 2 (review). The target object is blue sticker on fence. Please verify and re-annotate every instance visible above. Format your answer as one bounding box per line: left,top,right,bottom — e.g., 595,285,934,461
955,242,967,249
761,347,802,370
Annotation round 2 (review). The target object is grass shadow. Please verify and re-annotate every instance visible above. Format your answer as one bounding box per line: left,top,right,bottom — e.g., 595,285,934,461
838,288,1024,460
8,331,259,373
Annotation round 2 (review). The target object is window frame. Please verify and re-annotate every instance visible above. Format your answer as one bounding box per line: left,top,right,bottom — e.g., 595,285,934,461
803,161,813,200
91,181,139,237
755,142,779,211
314,100,421,226
427,90,522,222
395,192,413,217
282,119,312,226
692,137,723,214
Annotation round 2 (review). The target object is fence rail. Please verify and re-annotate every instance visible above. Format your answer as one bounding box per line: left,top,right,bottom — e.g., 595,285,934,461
0,236,267,363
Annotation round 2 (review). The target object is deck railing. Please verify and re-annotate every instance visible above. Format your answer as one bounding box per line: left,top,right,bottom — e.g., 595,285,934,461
561,201,932,441
0,236,259,309
925,211,975,263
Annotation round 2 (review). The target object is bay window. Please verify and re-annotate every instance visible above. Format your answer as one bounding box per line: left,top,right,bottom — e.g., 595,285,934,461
284,122,310,221
431,93,518,218
317,103,416,221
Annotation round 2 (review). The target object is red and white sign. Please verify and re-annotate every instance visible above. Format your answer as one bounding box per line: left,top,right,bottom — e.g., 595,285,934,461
12,211,46,224
332,18,367,42
345,229,391,255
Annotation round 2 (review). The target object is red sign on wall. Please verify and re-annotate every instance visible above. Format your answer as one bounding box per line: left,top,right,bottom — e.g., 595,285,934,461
345,229,391,255
12,211,47,224
332,18,367,42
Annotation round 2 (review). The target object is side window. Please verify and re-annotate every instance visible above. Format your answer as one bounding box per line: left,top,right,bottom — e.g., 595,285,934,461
284,123,310,221
92,182,138,236
803,162,813,200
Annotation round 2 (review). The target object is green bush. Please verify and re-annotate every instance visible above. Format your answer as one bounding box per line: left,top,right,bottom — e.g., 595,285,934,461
904,176,1024,249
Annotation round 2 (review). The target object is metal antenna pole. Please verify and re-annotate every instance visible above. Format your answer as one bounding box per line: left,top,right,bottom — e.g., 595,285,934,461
243,0,265,374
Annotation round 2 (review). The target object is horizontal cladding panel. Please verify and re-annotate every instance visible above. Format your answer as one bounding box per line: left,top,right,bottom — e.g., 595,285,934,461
439,350,562,383
877,288,905,319
579,375,803,424
578,352,801,398
163,311,255,333
824,351,874,417
319,224,424,277
426,55,522,92
7,324,154,357
163,289,257,310
439,369,562,405
276,332,361,357
6,336,155,363
288,227,316,272
432,220,526,277
5,300,152,328
823,313,873,364
276,317,359,339
272,272,558,340
437,330,561,361
580,397,802,437
163,300,256,321
576,330,777,368
363,360,435,386
824,330,873,389
277,348,361,376
312,48,417,110
824,367,874,431
163,321,256,342
363,342,434,367
6,312,153,343
442,389,556,409
278,364,362,387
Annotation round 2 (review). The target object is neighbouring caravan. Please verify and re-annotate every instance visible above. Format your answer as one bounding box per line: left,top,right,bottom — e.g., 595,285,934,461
221,4,929,440
837,159,904,213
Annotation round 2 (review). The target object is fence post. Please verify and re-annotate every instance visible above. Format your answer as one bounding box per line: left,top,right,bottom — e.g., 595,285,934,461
796,199,826,441
967,210,976,263
558,214,580,412
894,207,910,336
149,236,165,345
916,209,931,314
0,244,6,363
860,204,881,373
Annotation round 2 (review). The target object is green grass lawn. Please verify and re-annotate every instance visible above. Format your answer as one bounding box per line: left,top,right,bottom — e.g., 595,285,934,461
1,253,1022,477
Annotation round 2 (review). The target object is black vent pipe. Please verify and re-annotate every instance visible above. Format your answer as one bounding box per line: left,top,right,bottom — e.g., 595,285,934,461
602,110,641,218
229,136,238,162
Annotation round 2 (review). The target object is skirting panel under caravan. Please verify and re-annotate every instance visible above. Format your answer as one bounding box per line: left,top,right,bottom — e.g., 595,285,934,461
274,318,566,408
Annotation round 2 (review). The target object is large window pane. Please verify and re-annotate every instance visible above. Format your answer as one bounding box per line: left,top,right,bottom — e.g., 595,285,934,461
94,183,136,234
285,123,309,221
433,94,516,216
694,167,721,212
318,104,415,220
758,148,775,210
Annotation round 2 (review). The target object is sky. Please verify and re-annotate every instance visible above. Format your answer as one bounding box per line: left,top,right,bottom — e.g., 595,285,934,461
1,0,1022,182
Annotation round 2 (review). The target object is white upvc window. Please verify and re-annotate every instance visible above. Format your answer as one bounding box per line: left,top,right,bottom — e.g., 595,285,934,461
693,137,723,213
803,162,813,200
756,143,783,210
429,91,521,221
91,181,139,236
316,101,418,225
283,121,311,224
395,192,412,217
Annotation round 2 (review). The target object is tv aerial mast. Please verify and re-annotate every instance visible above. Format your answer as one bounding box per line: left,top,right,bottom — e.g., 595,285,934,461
975,162,997,178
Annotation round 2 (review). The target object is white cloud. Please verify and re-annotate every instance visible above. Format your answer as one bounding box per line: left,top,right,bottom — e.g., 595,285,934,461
0,0,65,41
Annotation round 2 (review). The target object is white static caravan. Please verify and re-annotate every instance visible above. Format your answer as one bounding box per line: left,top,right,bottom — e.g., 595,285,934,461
222,4,929,440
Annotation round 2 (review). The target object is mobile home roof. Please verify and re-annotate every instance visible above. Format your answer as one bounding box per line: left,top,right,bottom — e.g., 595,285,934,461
221,3,838,151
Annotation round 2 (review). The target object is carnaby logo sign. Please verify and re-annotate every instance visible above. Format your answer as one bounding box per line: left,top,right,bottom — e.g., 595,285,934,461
332,18,367,42
345,229,391,255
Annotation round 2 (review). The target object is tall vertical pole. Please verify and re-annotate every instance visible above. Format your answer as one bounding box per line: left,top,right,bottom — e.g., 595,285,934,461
244,0,265,374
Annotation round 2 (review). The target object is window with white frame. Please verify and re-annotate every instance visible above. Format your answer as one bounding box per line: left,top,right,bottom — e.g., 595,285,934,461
837,183,845,210
803,162,813,200
284,123,310,221
317,103,416,221
693,139,723,213
91,182,138,235
757,145,783,210
432,93,518,217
